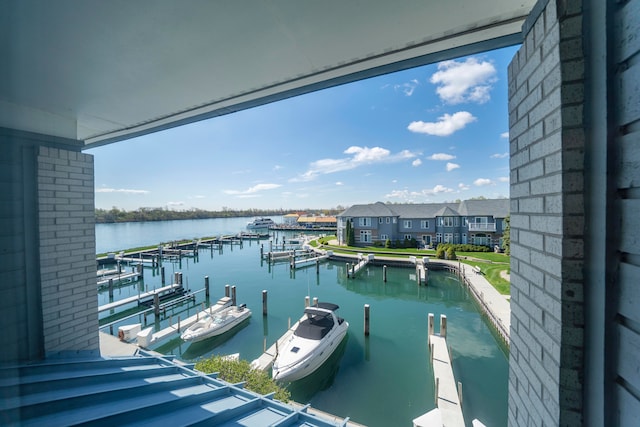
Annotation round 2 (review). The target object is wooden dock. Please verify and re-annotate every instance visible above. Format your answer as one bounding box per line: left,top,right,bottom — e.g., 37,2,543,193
290,251,332,269
346,253,374,278
419,313,465,427
97,284,182,313
97,270,142,288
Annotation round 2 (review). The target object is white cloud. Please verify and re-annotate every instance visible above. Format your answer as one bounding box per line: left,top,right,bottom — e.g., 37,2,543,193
273,165,283,171
474,178,494,186
292,146,417,182
394,79,419,96
500,132,509,139
458,182,470,190
446,162,460,172
407,112,476,136
491,152,509,159
385,185,454,200
429,184,454,194
428,153,456,161
224,183,281,195
167,201,184,207
498,176,510,182
412,159,422,167
430,57,497,104
96,187,149,194
335,181,344,186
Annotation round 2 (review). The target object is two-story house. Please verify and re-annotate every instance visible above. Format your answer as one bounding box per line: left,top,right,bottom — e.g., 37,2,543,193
337,199,510,248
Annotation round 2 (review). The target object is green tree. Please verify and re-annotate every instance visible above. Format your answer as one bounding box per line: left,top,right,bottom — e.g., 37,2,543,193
345,219,355,246
501,215,510,255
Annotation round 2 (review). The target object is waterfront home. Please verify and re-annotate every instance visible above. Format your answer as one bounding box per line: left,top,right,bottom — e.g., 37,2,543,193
337,198,509,248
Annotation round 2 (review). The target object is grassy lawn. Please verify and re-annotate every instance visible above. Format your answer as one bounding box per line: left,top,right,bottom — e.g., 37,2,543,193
313,235,511,295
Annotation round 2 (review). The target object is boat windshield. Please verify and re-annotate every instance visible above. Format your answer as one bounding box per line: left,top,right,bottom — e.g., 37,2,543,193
294,312,334,340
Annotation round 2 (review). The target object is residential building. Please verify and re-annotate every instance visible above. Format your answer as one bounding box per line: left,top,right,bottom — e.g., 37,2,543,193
337,199,509,248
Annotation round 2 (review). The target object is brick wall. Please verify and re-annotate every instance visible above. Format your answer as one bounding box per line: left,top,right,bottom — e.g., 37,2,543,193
508,0,585,425
37,146,98,355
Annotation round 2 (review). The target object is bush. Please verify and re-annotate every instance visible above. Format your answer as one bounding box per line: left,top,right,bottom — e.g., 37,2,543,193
195,355,290,402
385,239,392,248
436,246,446,259
446,247,457,260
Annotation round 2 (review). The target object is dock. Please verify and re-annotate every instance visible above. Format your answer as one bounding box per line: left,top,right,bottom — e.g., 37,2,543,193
290,251,333,270
98,284,183,313
415,313,465,427
346,253,374,278
97,269,142,288
410,256,429,285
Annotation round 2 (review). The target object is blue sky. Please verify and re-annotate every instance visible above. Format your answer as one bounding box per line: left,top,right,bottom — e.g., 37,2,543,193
87,45,518,211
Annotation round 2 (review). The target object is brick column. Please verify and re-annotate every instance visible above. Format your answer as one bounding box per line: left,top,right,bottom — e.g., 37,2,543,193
37,146,98,355
508,0,585,425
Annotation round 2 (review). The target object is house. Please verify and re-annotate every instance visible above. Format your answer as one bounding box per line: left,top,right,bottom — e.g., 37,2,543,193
337,199,509,247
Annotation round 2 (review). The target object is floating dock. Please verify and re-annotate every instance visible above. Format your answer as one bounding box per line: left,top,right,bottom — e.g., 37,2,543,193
346,253,374,278
98,284,183,313
414,313,465,427
290,251,333,270
251,323,298,372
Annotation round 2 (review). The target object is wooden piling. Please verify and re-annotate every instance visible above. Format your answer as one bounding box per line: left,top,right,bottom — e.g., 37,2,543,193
161,266,165,285
305,296,310,307
231,285,237,306
312,297,318,307
225,284,230,297
316,259,320,274
108,278,114,298
428,313,434,342
346,263,350,278
364,304,370,336
458,381,463,407
154,294,160,316
262,290,268,315
435,377,439,406
383,265,387,282
205,275,210,298
137,263,143,278
440,314,447,338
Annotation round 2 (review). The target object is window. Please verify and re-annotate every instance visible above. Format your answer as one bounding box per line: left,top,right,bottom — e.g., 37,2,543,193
393,217,397,223
420,220,429,229
443,217,454,227
403,220,412,229
404,234,412,240
359,217,371,227
379,217,383,224
444,233,453,243
386,217,390,224
454,217,459,227
422,235,432,245
380,234,388,241
436,233,442,243
454,233,459,244
360,230,371,243
462,233,467,244
437,217,443,226
463,217,468,226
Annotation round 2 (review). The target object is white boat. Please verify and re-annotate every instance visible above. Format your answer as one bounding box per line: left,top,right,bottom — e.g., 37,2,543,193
246,217,276,229
181,304,251,343
272,302,348,382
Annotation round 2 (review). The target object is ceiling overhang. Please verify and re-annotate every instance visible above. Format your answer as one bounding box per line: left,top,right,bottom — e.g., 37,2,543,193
1,1,536,148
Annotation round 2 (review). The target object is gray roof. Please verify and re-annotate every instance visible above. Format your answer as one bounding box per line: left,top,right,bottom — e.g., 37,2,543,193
338,199,509,219
458,198,510,217
1,352,349,426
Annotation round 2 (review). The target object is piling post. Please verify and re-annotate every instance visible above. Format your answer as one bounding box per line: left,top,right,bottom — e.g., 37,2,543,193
179,272,183,286
435,378,440,406
383,265,387,282
346,263,350,278
262,290,268,315
440,314,447,338
312,297,318,307
458,381,463,407
138,263,143,278
174,272,179,285
161,266,165,285
108,279,114,298
316,259,320,274
225,284,230,297
430,342,434,364
364,304,370,336
260,244,264,258
231,285,237,306
154,294,160,316
305,296,310,308
204,275,210,298
177,316,181,332
428,313,434,343
416,265,421,285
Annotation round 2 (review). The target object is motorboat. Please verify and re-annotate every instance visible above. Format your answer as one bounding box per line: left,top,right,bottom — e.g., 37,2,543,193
246,217,276,229
272,302,348,382
181,304,251,343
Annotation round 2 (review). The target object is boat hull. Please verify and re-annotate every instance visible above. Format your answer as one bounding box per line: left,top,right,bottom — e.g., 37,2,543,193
181,306,251,343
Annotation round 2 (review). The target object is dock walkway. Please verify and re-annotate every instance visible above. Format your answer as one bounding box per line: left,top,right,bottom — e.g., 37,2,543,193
251,323,297,372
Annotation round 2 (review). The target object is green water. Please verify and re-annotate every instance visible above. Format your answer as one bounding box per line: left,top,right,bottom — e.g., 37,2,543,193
99,240,508,426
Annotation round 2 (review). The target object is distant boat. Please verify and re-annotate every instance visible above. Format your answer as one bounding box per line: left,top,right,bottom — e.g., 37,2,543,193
272,302,349,382
181,304,251,343
246,217,276,229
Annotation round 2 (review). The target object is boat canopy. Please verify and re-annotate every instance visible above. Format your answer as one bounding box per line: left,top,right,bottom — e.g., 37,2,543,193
314,302,340,311
295,312,335,340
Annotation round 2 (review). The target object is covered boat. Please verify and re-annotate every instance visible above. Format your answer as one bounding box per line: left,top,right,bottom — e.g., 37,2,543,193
272,302,348,382
181,304,251,343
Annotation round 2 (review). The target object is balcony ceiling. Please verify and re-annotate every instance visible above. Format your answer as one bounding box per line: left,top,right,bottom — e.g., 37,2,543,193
1,0,535,148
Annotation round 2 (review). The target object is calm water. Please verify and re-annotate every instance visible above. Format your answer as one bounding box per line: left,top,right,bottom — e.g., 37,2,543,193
96,218,508,427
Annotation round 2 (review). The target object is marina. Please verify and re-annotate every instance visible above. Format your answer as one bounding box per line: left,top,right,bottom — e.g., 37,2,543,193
95,217,509,427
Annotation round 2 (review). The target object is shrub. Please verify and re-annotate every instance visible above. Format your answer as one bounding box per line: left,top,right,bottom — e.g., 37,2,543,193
385,239,392,248
446,247,457,260
436,246,446,259
195,355,290,402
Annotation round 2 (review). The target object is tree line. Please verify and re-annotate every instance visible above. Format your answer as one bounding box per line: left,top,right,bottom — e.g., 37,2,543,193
95,207,344,223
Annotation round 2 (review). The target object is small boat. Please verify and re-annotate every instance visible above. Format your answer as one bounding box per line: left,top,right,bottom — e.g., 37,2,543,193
246,217,276,229
181,304,251,343
272,302,349,382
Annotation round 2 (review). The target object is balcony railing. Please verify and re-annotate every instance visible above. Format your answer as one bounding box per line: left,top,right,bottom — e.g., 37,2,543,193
468,222,496,232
